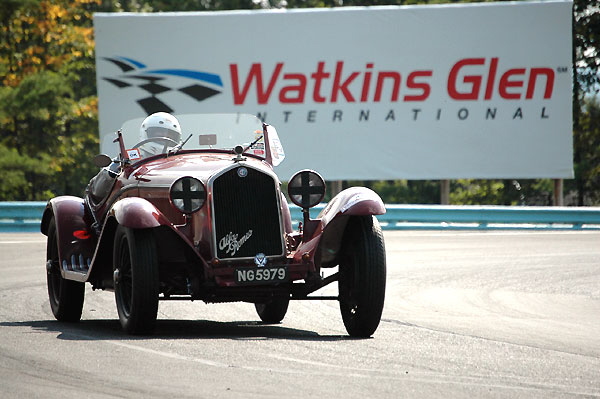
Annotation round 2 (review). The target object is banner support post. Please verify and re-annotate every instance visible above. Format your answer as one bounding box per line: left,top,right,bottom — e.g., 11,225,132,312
553,179,564,206
441,180,450,205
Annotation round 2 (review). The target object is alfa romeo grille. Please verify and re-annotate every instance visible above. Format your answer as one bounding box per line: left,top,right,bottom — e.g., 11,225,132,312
212,166,284,260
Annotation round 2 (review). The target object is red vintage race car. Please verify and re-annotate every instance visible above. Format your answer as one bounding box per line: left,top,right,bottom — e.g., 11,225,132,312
41,113,386,337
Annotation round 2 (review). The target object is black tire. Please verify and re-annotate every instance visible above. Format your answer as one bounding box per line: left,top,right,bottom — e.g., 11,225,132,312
255,298,290,324
113,225,159,335
46,217,85,322
338,215,386,337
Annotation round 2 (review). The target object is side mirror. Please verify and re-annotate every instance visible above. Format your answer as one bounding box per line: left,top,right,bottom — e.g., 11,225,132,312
93,154,112,168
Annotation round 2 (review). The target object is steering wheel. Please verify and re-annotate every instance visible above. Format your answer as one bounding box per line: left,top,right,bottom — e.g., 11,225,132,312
132,137,179,155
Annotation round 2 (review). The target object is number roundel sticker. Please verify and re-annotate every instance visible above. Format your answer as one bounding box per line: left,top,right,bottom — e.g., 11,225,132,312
288,170,325,209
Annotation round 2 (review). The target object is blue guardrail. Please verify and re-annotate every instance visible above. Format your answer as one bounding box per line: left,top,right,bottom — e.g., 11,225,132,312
1,202,600,233
292,204,600,230
0,202,47,233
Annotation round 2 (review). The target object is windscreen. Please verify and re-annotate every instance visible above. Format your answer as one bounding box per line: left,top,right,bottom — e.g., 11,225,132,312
114,113,268,161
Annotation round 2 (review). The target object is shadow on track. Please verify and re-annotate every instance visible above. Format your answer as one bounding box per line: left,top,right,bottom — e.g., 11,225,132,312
0,319,362,342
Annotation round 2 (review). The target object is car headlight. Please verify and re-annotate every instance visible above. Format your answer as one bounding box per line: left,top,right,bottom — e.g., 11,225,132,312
170,177,206,214
288,170,325,209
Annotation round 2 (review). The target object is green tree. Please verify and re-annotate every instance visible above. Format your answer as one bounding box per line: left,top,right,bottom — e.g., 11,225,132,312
571,0,600,205
153,0,258,10
0,143,53,200
370,180,440,204
0,0,100,200
572,97,600,205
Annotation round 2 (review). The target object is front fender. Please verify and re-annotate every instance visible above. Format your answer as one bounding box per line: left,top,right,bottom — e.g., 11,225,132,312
86,198,196,288
295,187,385,267
109,197,172,229
318,187,385,224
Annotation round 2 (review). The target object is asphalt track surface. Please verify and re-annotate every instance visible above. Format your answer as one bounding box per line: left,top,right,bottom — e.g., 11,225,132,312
0,230,598,398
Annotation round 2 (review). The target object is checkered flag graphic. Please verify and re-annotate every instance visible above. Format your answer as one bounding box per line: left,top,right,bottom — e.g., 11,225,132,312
102,57,223,114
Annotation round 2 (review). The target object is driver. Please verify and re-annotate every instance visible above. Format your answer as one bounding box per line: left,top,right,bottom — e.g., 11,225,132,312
86,112,182,205
137,112,182,157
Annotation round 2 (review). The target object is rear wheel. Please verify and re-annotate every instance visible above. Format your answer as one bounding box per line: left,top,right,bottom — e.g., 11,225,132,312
338,215,386,337
255,297,290,324
113,225,159,335
46,217,85,322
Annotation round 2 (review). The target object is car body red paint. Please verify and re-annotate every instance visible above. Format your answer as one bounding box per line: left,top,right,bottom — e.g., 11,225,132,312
41,113,387,336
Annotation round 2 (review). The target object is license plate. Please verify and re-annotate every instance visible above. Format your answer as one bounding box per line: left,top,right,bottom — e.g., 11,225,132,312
235,267,287,285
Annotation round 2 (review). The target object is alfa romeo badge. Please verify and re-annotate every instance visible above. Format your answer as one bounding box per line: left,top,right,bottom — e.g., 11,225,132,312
254,253,267,267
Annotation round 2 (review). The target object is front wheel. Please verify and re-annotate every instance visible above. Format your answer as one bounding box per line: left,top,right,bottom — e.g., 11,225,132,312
338,215,386,337
255,297,290,324
113,225,159,335
46,217,85,322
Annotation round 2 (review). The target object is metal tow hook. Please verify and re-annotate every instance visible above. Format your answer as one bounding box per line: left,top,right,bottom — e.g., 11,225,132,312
113,268,121,284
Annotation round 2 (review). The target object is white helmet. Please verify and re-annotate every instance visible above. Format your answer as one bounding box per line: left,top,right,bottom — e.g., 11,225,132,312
139,112,182,143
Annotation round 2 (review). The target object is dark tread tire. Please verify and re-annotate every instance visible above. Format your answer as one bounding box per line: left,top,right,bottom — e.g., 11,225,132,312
255,298,290,324
113,225,159,335
46,217,85,322
338,215,386,337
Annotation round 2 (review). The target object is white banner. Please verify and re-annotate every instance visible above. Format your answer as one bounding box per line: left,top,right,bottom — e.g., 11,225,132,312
94,1,573,180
